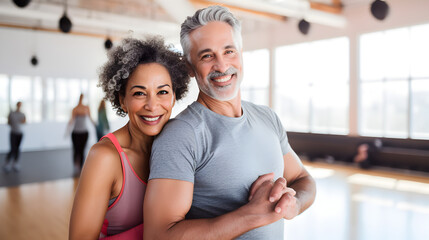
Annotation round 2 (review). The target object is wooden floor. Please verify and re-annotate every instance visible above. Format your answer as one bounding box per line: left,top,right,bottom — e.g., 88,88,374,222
1,161,429,240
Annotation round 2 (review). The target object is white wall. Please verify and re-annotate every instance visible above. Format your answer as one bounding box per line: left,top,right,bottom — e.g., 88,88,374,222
0,28,108,78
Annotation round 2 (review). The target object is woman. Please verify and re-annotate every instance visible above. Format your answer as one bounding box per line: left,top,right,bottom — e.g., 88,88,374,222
69,37,190,239
67,93,95,174
96,100,110,141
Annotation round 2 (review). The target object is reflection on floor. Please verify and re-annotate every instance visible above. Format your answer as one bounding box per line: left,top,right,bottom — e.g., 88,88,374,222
0,148,74,187
284,162,429,240
0,161,428,240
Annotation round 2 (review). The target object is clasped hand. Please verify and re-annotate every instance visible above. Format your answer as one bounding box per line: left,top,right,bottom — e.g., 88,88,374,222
247,173,300,221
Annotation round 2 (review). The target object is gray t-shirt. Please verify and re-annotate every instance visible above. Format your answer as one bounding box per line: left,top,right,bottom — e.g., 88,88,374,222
150,101,291,239
8,111,25,134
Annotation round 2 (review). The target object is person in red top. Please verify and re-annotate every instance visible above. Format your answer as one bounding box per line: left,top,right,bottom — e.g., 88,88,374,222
69,36,190,239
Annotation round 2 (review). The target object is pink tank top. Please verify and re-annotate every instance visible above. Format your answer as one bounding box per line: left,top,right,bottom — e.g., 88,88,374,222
99,133,147,238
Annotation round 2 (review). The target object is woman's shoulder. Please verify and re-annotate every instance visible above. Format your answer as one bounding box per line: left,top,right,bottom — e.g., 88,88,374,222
90,138,118,156
85,138,121,171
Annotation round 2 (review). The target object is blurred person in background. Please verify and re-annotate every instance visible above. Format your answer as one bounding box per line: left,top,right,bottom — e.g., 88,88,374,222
3,101,26,173
96,100,110,141
66,93,95,175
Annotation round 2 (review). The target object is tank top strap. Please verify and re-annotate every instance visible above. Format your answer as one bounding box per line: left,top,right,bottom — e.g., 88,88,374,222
101,133,125,154
99,133,147,236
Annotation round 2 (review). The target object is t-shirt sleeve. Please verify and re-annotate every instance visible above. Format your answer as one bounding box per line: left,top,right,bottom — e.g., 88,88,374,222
149,119,197,183
267,107,291,155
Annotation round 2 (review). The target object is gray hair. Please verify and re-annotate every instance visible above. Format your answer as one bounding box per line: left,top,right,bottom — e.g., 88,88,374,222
180,5,242,62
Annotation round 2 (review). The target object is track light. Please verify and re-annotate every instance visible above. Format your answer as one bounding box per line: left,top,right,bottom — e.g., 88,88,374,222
59,13,72,33
104,38,113,50
298,19,310,35
370,0,389,21
12,0,31,8
30,55,38,66
59,0,72,33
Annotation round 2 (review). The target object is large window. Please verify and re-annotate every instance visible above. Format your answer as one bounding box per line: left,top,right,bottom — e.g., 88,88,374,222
10,76,31,120
0,75,117,124
360,24,429,139
0,74,9,124
242,49,270,106
33,77,43,122
275,37,350,134
45,78,56,121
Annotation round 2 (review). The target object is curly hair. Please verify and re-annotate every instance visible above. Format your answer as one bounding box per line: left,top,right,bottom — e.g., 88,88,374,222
98,36,190,117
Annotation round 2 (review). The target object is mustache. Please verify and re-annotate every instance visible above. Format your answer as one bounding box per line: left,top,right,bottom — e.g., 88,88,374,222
207,67,238,79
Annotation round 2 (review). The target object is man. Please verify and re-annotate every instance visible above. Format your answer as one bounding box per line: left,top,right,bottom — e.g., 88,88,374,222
3,101,26,173
144,5,316,239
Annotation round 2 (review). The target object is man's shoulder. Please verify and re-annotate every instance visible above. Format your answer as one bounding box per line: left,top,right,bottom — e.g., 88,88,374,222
169,102,205,127
242,101,275,116
158,102,204,136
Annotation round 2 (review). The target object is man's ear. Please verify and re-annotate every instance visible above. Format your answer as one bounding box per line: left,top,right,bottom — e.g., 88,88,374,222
186,61,195,78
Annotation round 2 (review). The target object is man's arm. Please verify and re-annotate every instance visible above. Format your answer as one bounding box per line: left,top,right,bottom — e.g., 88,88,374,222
143,178,286,240
282,149,316,218
249,149,316,220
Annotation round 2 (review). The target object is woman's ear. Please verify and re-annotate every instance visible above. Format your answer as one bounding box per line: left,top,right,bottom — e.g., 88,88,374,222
119,95,127,113
172,94,176,107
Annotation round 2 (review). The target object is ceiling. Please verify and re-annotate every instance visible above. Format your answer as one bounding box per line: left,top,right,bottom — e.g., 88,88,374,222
0,0,371,41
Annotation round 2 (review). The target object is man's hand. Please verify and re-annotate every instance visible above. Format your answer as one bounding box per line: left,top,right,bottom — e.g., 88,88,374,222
248,173,301,220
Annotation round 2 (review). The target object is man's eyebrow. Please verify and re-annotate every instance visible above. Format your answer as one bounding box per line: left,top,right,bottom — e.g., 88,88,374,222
197,44,237,56
225,45,237,50
197,48,212,57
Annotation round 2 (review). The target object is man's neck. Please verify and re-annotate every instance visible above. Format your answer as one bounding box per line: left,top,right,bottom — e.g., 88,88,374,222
197,92,242,118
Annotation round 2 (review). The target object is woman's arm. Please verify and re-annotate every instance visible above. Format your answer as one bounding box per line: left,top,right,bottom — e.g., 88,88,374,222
69,142,121,240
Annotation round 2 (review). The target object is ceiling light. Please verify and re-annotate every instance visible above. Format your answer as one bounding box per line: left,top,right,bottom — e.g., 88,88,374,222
59,0,72,33
298,19,310,35
12,0,31,8
370,0,389,21
30,55,38,66
59,13,72,33
104,38,113,50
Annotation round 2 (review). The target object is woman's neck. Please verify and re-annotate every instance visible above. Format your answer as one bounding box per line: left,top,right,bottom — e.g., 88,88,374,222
125,122,153,154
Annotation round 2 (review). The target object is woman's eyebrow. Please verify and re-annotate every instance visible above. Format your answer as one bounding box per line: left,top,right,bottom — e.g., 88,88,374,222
130,85,146,90
158,84,171,89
